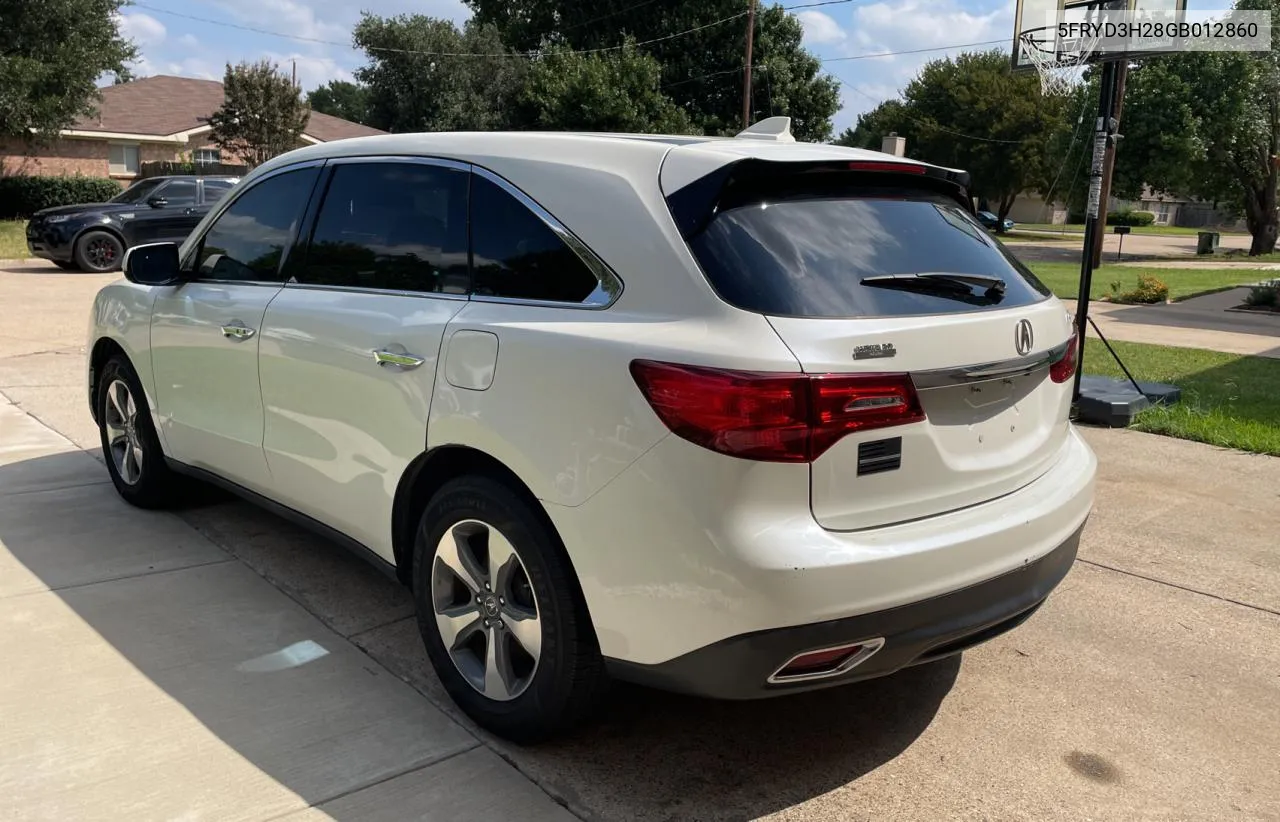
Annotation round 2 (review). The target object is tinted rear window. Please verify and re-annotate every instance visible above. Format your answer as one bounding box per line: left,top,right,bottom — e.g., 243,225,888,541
686,187,1051,318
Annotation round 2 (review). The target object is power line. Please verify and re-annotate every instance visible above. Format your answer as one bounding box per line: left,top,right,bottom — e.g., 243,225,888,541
836,79,1027,144
783,0,863,8
822,38,1008,63
130,2,747,58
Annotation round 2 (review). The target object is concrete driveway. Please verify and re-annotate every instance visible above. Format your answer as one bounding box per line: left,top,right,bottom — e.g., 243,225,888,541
2,261,1278,821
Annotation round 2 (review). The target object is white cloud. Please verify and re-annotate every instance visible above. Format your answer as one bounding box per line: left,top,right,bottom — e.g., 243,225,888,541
118,12,167,47
828,0,1016,124
798,10,847,45
264,51,353,91
178,33,200,49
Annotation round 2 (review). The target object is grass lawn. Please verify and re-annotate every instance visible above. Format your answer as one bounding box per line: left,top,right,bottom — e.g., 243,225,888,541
1020,223,1246,237
1026,261,1262,302
0,220,28,259
1083,338,1280,456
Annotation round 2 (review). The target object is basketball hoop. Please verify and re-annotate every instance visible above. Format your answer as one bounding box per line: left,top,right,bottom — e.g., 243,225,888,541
1018,27,1103,95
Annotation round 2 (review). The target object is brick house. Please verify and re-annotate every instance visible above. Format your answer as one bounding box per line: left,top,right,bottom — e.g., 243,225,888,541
0,75,383,183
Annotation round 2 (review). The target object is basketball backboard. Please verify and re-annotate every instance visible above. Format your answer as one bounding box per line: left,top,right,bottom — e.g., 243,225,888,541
1011,0,1188,72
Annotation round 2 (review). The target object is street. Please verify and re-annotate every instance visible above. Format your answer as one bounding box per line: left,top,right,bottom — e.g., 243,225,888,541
1,261,1278,821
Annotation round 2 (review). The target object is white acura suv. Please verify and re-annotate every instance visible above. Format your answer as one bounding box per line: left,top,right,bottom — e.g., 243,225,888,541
87,119,1095,742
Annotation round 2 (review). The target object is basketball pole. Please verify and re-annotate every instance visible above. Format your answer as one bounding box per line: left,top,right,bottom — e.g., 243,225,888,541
1072,58,1121,403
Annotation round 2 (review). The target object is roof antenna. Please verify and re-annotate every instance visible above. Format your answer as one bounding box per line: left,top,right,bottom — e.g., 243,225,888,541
735,116,795,142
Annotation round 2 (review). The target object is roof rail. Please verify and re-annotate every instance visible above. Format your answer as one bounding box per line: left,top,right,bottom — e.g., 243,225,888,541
734,116,795,143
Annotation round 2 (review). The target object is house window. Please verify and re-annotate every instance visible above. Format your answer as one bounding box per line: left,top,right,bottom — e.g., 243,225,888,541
1157,202,1171,224
194,148,221,165
108,143,139,175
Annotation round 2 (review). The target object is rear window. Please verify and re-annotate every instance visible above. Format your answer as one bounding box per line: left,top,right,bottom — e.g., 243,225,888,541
685,185,1052,318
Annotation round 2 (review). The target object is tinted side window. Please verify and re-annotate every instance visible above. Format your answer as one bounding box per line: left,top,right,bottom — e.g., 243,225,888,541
202,179,235,203
300,162,469,294
157,179,197,206
195,167,319,283
470,174,601,303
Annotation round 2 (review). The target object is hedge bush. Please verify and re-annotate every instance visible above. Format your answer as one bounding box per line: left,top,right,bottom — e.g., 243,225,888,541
1106,209,1157,227
0,175,123,220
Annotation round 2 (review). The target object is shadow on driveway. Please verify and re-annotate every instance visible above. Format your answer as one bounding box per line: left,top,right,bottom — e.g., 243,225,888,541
0,447,958,821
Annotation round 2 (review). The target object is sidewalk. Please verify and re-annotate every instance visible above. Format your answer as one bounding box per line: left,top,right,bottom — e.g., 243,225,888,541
1084,287,1280,359
0,396,572,822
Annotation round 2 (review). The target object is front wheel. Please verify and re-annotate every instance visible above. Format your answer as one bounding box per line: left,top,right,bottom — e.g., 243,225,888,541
96,355,187,508
74,230,123,273
413,476,608,743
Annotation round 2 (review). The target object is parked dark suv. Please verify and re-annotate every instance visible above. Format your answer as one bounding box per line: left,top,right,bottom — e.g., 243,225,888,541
26,175,239,272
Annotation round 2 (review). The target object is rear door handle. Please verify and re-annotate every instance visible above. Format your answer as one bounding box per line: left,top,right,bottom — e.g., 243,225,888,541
373,349,425,369
221,322,256,341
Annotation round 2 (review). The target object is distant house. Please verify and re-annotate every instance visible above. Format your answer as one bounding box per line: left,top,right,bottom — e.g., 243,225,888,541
0,75,383,183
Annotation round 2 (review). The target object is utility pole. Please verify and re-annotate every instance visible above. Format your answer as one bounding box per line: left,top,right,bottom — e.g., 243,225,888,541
292,59,297,88
1089,61,1128,268
742,0,756,129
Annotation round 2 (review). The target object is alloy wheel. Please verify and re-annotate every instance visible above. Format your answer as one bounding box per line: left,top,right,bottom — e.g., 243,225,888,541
431,519,542,701
103,379,143,485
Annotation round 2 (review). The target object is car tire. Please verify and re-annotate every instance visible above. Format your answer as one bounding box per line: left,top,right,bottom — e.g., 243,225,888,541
74,230,124,273
53,260,80,271
413,475,609,743
96,355,186,508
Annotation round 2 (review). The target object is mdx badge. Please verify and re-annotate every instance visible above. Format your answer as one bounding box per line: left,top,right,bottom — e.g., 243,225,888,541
853,343,897,360
1014,319,1034,357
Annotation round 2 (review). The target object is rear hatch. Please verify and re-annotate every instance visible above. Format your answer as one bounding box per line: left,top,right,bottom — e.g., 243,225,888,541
664,156,1077,531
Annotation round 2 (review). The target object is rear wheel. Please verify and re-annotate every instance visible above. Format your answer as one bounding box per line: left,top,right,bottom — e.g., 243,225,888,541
74,230,123,273
96,355,187,508
413,475,608,743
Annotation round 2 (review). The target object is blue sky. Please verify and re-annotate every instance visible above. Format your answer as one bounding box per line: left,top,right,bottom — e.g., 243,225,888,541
117,0,1021,132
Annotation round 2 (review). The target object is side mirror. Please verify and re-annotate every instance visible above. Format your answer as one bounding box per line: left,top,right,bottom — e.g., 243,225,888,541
123,242,182,286
146,196,168,209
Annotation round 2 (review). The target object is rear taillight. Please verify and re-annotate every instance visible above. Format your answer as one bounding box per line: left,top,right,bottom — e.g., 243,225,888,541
629,360,925,463
1050,329,1079,384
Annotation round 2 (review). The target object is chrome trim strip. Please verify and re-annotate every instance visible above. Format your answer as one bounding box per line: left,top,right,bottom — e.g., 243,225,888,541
282,282,469,301
196,278,285,288
325,154,471,173
766,638,886,685
471,165,623,309
911,340,1071,389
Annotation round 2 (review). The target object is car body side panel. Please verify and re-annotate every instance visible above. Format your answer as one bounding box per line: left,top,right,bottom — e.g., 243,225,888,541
258,287,466,560
429,301,801,508
87,282,165,445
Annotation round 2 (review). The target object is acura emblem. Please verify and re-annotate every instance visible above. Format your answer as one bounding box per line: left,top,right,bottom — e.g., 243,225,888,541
1014,319,1034,357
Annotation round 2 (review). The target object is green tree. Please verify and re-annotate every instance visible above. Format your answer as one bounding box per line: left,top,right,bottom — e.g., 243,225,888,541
834,100,909,148
354,15,526,133
0,0,136,144
207,60,311,167
307,80,371,125
514,41,695,133
463,0,839,140
872,50,1066,229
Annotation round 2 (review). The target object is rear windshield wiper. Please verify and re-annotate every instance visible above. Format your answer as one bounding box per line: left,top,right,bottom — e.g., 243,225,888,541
860,272,1007,300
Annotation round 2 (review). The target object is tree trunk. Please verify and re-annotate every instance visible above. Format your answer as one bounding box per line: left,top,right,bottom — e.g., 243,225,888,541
1244,168,1278,256
996,193,1017,234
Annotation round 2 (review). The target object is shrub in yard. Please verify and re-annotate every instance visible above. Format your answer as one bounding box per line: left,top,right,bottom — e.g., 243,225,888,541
1111,274,1170,304
1245,279,1280,307
0,175,123,220
1106,209,1157,227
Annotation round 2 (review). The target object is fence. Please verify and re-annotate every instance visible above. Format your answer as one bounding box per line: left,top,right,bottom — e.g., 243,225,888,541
139,161,250,179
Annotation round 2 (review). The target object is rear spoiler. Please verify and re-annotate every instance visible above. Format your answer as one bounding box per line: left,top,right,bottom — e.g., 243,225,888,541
664,157,974,241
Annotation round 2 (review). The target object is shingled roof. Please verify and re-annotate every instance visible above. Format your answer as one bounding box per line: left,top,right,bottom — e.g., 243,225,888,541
70,75,384,142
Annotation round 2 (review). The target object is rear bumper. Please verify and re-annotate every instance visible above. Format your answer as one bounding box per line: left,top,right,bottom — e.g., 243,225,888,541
545,426,1096,667
605,521,1081,699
